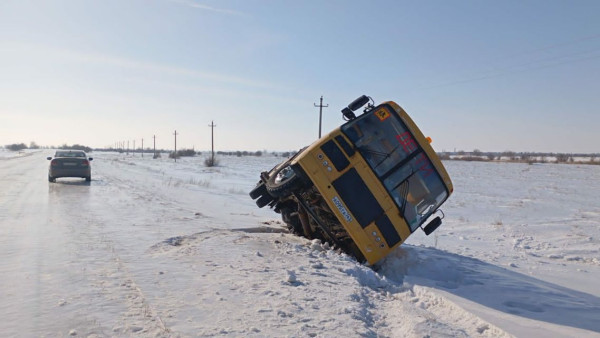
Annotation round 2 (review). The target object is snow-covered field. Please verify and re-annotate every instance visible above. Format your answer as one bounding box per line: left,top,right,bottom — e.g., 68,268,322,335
0,150,599,337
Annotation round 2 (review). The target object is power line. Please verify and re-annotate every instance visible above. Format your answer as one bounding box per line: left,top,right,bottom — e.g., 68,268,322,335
411,33,600,91
416,52,600,91
502,33,600,60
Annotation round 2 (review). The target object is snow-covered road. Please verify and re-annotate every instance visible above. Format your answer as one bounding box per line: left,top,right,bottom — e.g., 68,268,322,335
0,152,182,336
1,151,599,337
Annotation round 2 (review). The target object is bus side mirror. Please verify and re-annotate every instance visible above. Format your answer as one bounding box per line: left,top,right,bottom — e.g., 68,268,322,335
341,107,356,120
342,95,372,120
422,216,442,235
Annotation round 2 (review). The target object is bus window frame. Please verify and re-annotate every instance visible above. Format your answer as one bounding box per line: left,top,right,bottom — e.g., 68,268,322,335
341,105,450,232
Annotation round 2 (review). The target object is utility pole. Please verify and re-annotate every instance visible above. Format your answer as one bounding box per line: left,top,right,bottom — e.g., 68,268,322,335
173,130,178,162
133,140,136,156
314,95,328,138
153,135,157,159
127,140,129,155
208,121,216,165
141,138,144,158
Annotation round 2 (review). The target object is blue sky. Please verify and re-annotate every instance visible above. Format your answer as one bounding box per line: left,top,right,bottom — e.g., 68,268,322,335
1,0,599,153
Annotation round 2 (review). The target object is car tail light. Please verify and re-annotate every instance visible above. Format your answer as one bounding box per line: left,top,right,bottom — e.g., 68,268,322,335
82,160,89,166
51,160,59,166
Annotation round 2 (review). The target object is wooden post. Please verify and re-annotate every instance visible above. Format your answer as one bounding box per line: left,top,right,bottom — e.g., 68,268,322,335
153,135,156,159
209,121,216,165
173,130,178,162
314,96,328,138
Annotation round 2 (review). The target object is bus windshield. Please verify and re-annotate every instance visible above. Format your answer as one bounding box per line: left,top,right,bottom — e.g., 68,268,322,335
342,106,448,232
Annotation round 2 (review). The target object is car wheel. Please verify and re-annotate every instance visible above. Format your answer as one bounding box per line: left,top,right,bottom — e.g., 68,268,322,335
85,176,91,182
48,176,55,183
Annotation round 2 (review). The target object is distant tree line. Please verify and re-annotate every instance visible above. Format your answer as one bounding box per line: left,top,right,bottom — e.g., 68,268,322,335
4,143,28,151
59,144,93,153
216,150,294,157
94,147,171,154
438,150,600,165
169,149,198,159
89,147,294,158
216,150,264,157
3,142,93,152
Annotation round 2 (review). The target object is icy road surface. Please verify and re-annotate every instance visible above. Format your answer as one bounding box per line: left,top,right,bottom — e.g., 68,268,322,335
1,151,599,337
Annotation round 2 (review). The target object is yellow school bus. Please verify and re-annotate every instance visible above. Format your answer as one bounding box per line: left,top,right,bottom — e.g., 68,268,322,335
250,96,453,265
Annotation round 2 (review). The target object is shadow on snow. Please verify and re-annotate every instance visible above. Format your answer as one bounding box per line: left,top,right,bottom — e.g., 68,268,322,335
378,245,600,333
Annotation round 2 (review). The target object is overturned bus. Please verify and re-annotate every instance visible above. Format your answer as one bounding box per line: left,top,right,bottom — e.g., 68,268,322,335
250,95,453,265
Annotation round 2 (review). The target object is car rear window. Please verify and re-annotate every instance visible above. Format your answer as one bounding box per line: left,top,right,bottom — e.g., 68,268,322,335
55,151,86,158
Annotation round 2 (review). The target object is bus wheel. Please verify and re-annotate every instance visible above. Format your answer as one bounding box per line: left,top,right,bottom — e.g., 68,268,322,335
255,194,274,208
266,164,300,198
249,181,267,199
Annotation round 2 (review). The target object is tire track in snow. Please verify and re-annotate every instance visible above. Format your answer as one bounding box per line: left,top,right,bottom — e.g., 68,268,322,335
48,183,171,336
